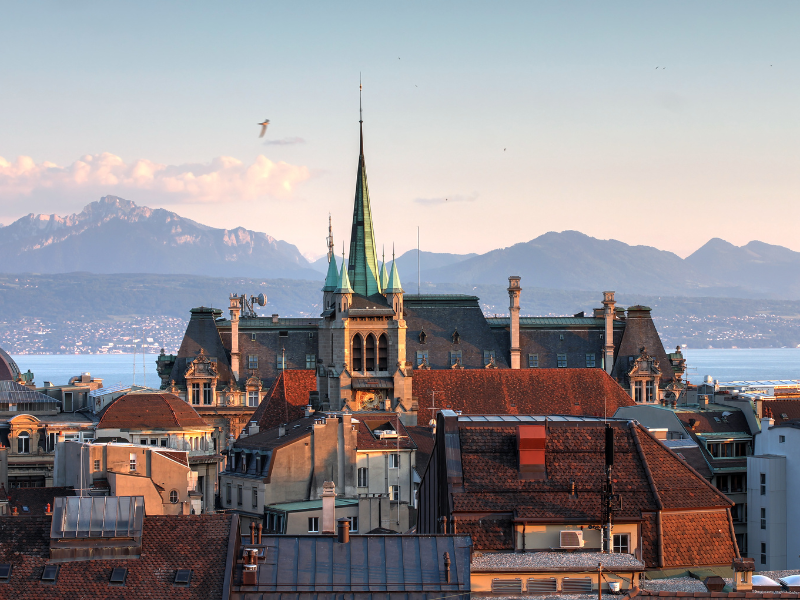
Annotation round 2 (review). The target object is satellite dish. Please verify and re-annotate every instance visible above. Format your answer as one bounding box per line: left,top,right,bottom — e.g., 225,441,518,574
256,293,267,307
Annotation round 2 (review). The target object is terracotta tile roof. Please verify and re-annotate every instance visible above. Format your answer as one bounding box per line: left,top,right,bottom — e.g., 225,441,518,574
412,369,635,424
406,425,436,473
677,409,751,434
97,392,210,430
234,415,316,450
455,518,513,550
156,450,189,466
0,512,233,599
661,510,737,568
250,369,316,431
763,399,800,422
5,487,76,516
670,445,713,480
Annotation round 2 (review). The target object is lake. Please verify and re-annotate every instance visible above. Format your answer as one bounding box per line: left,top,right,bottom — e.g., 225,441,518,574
11,348,800,388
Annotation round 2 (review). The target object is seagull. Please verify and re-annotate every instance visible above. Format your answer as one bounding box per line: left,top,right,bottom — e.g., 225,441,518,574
258,119,270,138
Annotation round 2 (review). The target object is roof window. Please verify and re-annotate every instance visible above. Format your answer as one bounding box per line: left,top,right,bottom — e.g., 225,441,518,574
174,569,193,585
41,564,59,582
0,564,11,580
279,331,288,337
109,567,127,585
782,413,789,419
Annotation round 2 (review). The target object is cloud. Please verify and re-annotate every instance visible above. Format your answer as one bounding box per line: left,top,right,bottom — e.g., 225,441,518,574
263,137,306,146
414,193,477,206
0,152,311,205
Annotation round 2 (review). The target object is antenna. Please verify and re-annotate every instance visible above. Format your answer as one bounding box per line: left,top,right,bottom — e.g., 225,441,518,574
359,73,362,123
417,226,420,295
327,214,334,262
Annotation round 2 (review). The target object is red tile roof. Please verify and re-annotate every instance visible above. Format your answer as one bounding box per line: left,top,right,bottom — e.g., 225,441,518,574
251,369,316,430
412,369,635,424
763,399,800,422
4,487,76,516
677,410,751,434
97,392,210,430
661,510,737,568
0,512,233,599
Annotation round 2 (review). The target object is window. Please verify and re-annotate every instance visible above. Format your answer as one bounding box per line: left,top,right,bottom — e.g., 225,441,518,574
761,542,767,565
267,513,275,531
761,507,766,530
279,331,288,338
226,482,231,504
237,485,243,506
450,351,462,366
160,438,167,447
760,473,766,495
779,435,786,443
0,564,11,580
276,355,285,370
612,534,630,554
389,453,400,468
41,564,59,582
731,473,746,493
150,438,157,445
191,382,200,405
716,475,729,493
559,334,564,341
390,485,401,501
585,354,596,368
277,515,284,532
129,453,137,471
306,354,316,369
308,517,319,533
358,467,369,487
251,332,257,341
348,516,359,533
140,439,148,445
646,380,655,403
416,350,428,367
528,353,539,368
557,354,567,368
248,391,259,407
248,355,258,370
353,335,363,371
483,350,496,366
365,334,376,371
64,391,74,412
17,431,30,454
252,488,258,508
203,382,213,405
707,441,751,458
378,335,388,371
174,569,192,585
94,459,100,471
169,490,178,504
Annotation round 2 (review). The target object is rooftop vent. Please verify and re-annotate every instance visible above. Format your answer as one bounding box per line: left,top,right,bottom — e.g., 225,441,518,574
517,425,546,480
559,530,584,549
110,567,127,585
174,569,192,585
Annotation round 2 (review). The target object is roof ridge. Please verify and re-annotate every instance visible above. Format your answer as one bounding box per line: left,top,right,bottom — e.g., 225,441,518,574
163,393,181,427
629,422,663,510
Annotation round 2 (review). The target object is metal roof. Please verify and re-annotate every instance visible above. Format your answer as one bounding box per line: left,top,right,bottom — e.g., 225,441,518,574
237,534,471,597
88,384,153,398
50,496,145,539
268,498,359,513
0,380,59,412
486,316,626,328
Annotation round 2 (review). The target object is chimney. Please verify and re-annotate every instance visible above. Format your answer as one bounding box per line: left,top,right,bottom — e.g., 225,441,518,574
278,424,286,437
242,548,258,585
257,523,262,544
249,521,256,544
272,314,279,324
732,558,755,591
321,481,336,534
248,421,259,436
517,425,546,480
337,518,350,544
602,292,616,374
507,276,522,369
443,552,452,583
305,405,315,417
229,295,241,380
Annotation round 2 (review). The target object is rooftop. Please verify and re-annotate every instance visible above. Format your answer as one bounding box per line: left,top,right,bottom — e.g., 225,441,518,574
267,497,359,512
97,392,210,431
250,369,316,431
471,551,644,571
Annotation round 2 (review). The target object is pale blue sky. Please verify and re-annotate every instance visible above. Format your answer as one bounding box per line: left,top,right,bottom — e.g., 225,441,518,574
1,2,799,259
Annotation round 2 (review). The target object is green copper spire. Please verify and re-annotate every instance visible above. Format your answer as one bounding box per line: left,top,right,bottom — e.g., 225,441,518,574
336,250,353,294
347,85,381,297
385,248,403,294
323,254,339,292
379,247,389,292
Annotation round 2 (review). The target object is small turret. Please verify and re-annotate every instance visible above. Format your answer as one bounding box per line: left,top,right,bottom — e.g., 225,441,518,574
323,254,339,293
335,251,353,314
385,250,403,318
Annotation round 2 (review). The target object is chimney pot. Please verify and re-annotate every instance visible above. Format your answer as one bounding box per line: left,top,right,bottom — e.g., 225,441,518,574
443,552,452,583
257,523,263,545
249,521,256,545
337,518,350,544
321,481,336,534
278,424,286,437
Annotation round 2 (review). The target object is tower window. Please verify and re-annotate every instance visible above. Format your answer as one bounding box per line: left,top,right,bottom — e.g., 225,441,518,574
365,335,376,371
306,354,316,369
248,355,258,370
352,335,363,371
378,335,388,371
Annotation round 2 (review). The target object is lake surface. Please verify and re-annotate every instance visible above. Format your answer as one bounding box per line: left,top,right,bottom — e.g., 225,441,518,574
10,349,800,389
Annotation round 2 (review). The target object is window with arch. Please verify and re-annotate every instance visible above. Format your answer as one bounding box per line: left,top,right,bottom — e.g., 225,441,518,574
169,490,178,504
352,334,363,371
17,431,30,454
378,334,388,371
365,334,376,371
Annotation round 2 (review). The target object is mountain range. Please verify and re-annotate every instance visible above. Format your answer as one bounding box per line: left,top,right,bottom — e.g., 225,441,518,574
3,196,800,299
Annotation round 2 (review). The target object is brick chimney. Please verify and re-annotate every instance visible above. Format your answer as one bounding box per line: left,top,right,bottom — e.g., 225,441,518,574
602,292,616,374
508,276,521,369
321,481,336,534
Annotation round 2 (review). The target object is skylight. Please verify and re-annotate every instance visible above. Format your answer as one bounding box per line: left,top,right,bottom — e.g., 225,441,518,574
174,569,192,585
0,564,11,580
110,567,127,584
41,565,59,582
50,496,144,539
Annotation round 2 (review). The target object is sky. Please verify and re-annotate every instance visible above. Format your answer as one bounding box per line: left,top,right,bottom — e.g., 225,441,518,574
1,1,799,261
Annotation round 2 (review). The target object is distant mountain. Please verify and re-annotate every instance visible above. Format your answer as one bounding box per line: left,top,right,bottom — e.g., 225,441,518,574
0,196,320,279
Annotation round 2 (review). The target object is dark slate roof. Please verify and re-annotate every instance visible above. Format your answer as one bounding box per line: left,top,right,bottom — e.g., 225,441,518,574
406,425,436,473
250,370,317,431
0,513,233,599
611,306,673,385
356,415,417,450
3,487,76,515
234,415,316,450
230,534,472,598
412,369,635,424
0,346,20,381
676,408,752,435
168,306,235,387
404,295,509,369
97,392,209,430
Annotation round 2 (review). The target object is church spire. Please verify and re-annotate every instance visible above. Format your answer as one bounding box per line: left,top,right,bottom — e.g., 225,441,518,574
380,246,389,292
385,246,403,293
348,76,381,297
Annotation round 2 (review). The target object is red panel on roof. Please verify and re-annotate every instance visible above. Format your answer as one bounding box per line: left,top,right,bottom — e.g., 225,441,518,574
517,424,546,479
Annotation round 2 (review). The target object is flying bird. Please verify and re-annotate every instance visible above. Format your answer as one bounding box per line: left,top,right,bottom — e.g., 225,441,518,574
258,119,270,138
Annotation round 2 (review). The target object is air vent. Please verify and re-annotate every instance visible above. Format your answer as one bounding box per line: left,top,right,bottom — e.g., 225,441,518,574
527,578,558,593
559,530,584,549
174,569,192,585
491,578,522,593
562,577,593,593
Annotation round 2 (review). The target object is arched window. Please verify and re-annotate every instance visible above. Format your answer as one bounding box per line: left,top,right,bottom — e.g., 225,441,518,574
170,490,179,504
352,335,363,371
365,334,376,372
378,334,388,371
17,431,30,454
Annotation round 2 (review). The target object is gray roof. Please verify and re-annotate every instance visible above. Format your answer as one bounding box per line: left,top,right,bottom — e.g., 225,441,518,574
234,534,471,598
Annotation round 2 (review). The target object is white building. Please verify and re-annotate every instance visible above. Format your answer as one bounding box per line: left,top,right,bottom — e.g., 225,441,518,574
747,417,795,570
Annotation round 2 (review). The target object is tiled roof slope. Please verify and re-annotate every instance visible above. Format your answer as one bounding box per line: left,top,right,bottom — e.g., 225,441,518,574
446,419,735,567
412,369,635,424
168,306,235,387
0,513,233,599
250,369,316,430
97,392,209,430
235,415,316,450
611,306,673,385
676,410,751,434
762,398,800,422
4,487,76,516
355,415,416,450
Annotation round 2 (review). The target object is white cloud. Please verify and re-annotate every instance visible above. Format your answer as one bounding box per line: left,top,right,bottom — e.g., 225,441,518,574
0,152,311,205
414,193,477,206
263,137,306,146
